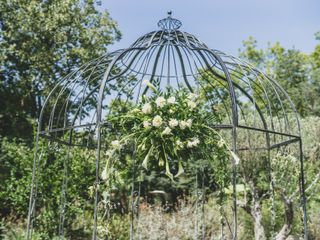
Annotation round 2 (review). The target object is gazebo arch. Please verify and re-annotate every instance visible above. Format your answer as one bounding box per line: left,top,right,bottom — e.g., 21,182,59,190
26,13,307,240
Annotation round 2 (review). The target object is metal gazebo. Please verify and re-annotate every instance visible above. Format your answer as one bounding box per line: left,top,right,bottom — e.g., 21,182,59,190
26,13,308,239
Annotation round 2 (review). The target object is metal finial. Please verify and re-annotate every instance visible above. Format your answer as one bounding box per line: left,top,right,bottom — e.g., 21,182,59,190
158,12,182,31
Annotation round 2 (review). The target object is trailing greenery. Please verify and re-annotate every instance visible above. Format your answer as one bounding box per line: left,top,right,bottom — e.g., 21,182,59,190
103,82,233,181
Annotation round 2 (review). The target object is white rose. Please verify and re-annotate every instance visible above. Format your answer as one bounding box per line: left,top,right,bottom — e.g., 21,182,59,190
169,118,179,128
162,127,171,135
187,141,194,148
111,140,121,149
176,140,184,149
179,120,188,130
142,103,152,114
192,138,200,146
143,120,151,128
167,96,176,104
155,97,166,108
152,115,163,127
186,138,200,148
186,119,192,128
187,100,197,109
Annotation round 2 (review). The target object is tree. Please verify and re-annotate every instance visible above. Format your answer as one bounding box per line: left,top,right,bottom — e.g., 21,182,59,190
239,36,320,117
0,137,97,238
0,0,121,140
238,36,320,239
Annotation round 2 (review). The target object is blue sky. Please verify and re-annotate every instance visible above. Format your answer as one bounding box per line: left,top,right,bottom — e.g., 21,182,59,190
102,0,319,56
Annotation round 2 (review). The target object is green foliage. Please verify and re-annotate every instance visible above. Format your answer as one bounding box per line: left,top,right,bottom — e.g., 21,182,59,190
0,137,96,238
0,0,121,140
271,154,300,195
100,84,235,204
0,138,34,216
93,85,236,228
239,36,320,117
106,214,130,240
105,85,230,179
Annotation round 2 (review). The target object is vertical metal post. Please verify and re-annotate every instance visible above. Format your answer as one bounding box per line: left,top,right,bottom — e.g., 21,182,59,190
194,170,199,240
130,145,137,240
136,171,142,240
265,130,275,239
232,127,238,240
26,133,40,240
201,169,206,240
268,148,276,239
92,125,102,240
299,139,308,240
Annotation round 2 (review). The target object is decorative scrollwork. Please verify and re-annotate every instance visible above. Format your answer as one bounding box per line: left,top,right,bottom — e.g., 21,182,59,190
158,11,182,31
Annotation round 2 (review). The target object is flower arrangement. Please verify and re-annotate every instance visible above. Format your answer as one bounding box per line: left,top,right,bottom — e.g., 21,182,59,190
101,80,239,185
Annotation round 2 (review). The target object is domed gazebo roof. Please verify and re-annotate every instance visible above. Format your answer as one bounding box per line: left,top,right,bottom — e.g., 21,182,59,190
39,13,301,148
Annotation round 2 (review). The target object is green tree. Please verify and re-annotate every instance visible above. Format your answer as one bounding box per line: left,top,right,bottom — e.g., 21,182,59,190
238,36,320,239
239,36,320,117
0,138,97,238
309,32,320,115
0,0,121,140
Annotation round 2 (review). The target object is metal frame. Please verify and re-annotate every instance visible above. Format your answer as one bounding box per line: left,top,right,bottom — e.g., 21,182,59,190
26,12,308,240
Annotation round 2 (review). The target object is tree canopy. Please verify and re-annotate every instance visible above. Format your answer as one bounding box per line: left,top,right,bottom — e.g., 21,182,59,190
0,0,121,140
239,36,320,117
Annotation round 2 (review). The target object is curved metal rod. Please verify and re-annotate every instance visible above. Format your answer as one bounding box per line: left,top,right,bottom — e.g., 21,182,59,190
204,58,280,136
142,44,165,95
262,72,301,136
195,48,268,129
221,53,299,136
209,55,277,132
47,55,111,131
181,46,232,124
172,45,194,92
179,31,238,126
214,51,293,138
